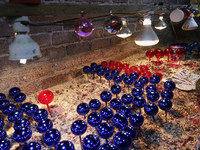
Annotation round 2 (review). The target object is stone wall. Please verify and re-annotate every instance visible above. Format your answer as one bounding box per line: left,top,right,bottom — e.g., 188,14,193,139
0,0,198,95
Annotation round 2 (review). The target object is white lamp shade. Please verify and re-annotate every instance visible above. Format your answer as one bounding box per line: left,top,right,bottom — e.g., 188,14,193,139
182,16,198,30
155,16,167,30
135,19,159,46
9,34,41,60
170,8,184,23
116,18,132,38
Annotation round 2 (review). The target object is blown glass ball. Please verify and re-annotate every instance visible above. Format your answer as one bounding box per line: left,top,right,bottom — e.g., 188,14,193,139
111,84,121,95
132,88,143,97
0,93,6,100
110,98,122,111
90,67,97,75
87,112,102,127
111,69,119,77
33,109,48,122
164,81,176,91
38,90,54,105
146,50,154,59
149,75,160,84
14,118,30,130
122,125,137,140
2,104,17,115
0,139,10,150
55,141,75,150
146,85,157,93
97,122,114,139
77,103,90,116
97,69,104,77
158,99,172,111
22,141,41,150
9,87,21,96
132,96,146,108
100,91,112,102
146,91,160,102
0,129,6,139
0,118,4,129
113,131,132,150
89,99,101,111
96,65,103,70
100,107,113,121
121,94,133,105
103,67,110,74
13,127,32,143
105,73,113,81
7,110,23,123
104,14,122,34
119,105,131,117
134,80,144,89
83,66,91,74
123,76,133,85
37,119,53,133
25,104,39,116
71,120,87,136
82,134,100,150
0,100,9,110
43,129,61,147
144,102,158,116
14,93,26,103
20,102,31,112
139,76,149,85
113,75,122,84
121,73,129,80
130,72,139,81
161,89,174,100
129,113,144,127
112,113,128,129
91,63,97,68
99,143,118,150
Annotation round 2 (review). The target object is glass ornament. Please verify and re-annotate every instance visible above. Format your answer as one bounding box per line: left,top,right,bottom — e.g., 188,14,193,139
101,61,108,68
13,127,32,143
100,91,112,107
105,73,113,87
103,67,110,74
33,109,48,122
104,11,122,34
164,48,173,61
123,76,133,86
129,112,144,127
0,139,10,150
89,99,101,112
110,98,122,112
37,119,53,133
153,73,162,81
161,89,174,100
147,91,160,102
14,118,30,130
144,102,158,116
154,48,164,61
134,80,144,89
132,96,146,109
87,112,102,127
91,63,97,68
112,113,128,130
149,75,160,85
113,75,122,84
130,72,139,81
97,69,105,82
14,92,26,103
97,122,114,141
119,105,131,117
121,94,133,105
55,141,75,150
100,107,113,121
90,67,97,80
121,73,129,80
146,84,157,93
20,102,31,112
122,125,137,140
7,110,23,123
115,62,122,67
99,142,118,150
111,84,121,97
0,118,4,129
22,141,41,150
109,60,115,66
74,12,94,37
83,66,91,76
0,100,9,110
77,103,90,118
0,93,6,100
139,76,148,85
97,65,103,70
132,87,143,97
116,18,132,38
159,99,172,111
0,129,6,139
122,63,129,70
43,129,61,147
164,81,176,91
113,131,132,150
25,104,39,116
111,69,119,77
82,134,100,150
9,87,21,96
2,104,17,115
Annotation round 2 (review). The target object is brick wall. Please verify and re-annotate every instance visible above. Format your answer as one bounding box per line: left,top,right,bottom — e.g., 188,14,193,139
0,0,197,95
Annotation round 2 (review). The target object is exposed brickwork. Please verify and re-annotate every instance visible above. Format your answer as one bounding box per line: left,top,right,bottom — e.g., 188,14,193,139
91,38,111,50
0,40,9,54
66,42,90,55
30,25,62,34
110,37,125,46
0,22,14,37
112,0,128,3
31,33,51,47
82,29,103,41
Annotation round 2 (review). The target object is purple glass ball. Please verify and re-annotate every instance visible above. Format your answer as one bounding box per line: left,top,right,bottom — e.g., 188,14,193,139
122,125,137,140
111,84,121,95
14,118,30,130
97,122,113,139
129,113,144,127
113,131,132,150
149,75,160,84
37,119,53,133
99,143,118,150
100,107,113,121
100,91,112,102
89,99,101,111
82,134,100,150
0,129,6,139
147,91,160,102
33,109,48,122
134,80,144,89
0,93,6,100
132,96,146,108
0,139,10,150
119,105,131,117
110,98,122,110
25,104,39,116
9,87,21,96
159,99,172,111
0,100,10,111
71,120,87,136
146,85,157,93
112,113,128,130
13,127,32,143
87,112,102,127
14,92,26,103
164,81,176,91
43,129,61,147
7,110,23,123
2,104,17,115
77,103,90,116
55,141,75,150
161,89,174,100
20,102,31,112
0,118,4,129
132,88,143,97
121,94,133,105
22,141,41,150
144,102,158,116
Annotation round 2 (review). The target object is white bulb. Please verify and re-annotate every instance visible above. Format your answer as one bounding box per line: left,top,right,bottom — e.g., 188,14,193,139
170,8,184,23
20,59,27,64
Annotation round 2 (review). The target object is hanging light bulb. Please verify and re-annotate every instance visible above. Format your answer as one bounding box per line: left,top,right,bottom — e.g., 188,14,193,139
170,8,184,23
116,18,132,38
9,16,41,64
182,13,198,30
155,15,167,30
135,17,159,46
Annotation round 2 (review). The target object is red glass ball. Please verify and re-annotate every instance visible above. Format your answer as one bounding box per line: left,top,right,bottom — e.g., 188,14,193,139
109,60,115,66
115,62,122,67
125,68,133,75
146,50,154,58
122,63,129,70
38,90,54,105
141,71,152,79
154,48,164,60
101,61,108,68
130,66,138,72
108,65,115,72
164,48,173,57
139,65,149,72
176,48,186,57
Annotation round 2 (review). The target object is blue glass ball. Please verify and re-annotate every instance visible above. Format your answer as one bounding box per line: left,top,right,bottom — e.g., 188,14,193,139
161,89,174,100
25,104,39,116
87,112,102,127
97,65,103,70
189,43,195,48
14,93,26,103
129,113,144,127
0,100,9,111
0,93,6,100
147,91,160,102
90,67,97,75
7,110,23,123
113,75,122,84
139,76,148,85
100,91,112,102
43,129,61,147
71,120,87,136
83,134,100,150
0,139,10,150
164,81,176,91
55,141,75,150
121,73,129,80
144,102,158,116
14,118,30,130
33,109,48,122
0,118,4,129
121,94,133,105
2,104,17,115
99,143,118,150
130,72,139,81
111,84,121,95
146,85,157,93
112,113,128,130
37,119,53,133
83,66,91,74
22,141,41,150
77,103,90,116
134,80,144,89
122,125,137,140
119,105,131,117
110,98,122,110
0,129,6,139
186,46,192,52
89,99,101,111
100,107,113,121
105,73,113,81
159,99,172,111
91,63,97,68
97,69,104,77
123,76,133,85
113,131,132,150
111,69,119,77
103,67,110,74
20,102,31,112
132,88,143,97
97,122,113,139
149,75,160,84
132,96,146,108
13,127,32,143
9,87,21,96
193,41,198,46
